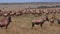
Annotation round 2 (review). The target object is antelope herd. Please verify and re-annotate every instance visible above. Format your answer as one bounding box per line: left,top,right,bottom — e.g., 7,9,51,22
0,8,60,29
0,8,60,16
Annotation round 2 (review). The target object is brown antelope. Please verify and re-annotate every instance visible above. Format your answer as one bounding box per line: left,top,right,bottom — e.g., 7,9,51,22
44,9,49,15
32,15,49,29
22,9,28,16
52,9,56,14
10,11,16,16
30,9,36,16
3,11,8,17
35,9,40,16
15,10,21,16
0,13,11,29
49,16,55,24
57,9,60,13
49,14,55,24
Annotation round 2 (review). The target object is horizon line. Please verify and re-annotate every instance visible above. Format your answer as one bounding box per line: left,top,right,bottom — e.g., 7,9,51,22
0,2,60,3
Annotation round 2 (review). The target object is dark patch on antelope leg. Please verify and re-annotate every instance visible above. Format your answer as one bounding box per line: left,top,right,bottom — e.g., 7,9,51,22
40,23,43,27
58,22,60,24
5,22,11,29
32,22,34,29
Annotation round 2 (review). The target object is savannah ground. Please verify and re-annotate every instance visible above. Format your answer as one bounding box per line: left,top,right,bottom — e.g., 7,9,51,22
0,3,60,34
0,13,60,34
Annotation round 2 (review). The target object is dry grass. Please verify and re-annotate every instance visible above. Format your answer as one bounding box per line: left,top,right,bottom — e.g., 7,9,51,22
0,4,60,34
0,13,60,34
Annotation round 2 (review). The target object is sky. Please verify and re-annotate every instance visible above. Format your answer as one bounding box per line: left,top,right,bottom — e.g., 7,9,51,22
0,0,60,3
